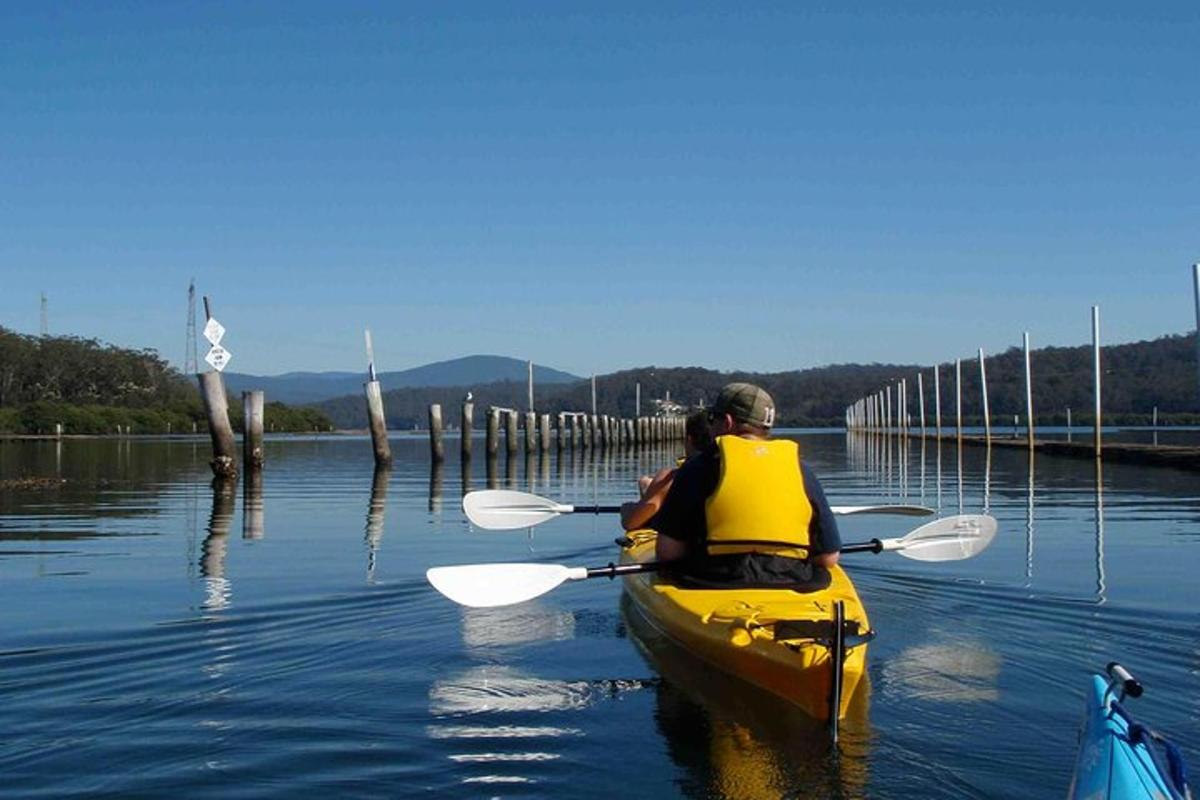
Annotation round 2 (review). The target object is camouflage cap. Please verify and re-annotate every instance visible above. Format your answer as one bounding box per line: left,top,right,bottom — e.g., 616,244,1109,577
712,382,776,429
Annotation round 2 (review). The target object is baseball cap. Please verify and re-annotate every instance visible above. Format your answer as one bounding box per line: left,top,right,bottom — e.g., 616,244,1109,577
711,382,776,429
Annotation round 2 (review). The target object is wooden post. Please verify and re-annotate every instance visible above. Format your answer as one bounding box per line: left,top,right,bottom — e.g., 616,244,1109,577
978,348,991,446
525,411,537,453
954,358,962,445
555,412,565,451
568,413,578,448
461,400,474,461
528,360,534,415
539,413,551,452
505,409,518,455
363,381,392,469
635,382,641,418
1067,407,1073,440
885,386,892,434
198,371,238,479
591,375,597,416
486,407,500,457
1023,332,1034,448
917,373,926,438
590,414,600,449
1092,305,1102,457
242,390,265,469
428,403,445,463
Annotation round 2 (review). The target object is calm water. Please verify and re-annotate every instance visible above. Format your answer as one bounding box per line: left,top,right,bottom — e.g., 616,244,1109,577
1,433,1197,798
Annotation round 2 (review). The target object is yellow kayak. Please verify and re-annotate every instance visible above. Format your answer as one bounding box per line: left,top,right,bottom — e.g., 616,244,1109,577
618,529,872,731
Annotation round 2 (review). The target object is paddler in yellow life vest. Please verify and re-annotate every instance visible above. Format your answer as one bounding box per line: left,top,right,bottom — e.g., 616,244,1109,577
636,382,841,589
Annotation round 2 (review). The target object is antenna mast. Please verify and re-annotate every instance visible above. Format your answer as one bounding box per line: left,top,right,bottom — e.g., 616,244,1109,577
40,292,48,337
184,280,199,374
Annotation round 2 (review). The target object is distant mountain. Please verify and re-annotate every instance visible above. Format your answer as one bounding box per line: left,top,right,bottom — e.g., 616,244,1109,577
222,355,581,405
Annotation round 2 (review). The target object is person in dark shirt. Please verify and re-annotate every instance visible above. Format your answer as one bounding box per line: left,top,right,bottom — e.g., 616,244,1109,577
647,383,841,586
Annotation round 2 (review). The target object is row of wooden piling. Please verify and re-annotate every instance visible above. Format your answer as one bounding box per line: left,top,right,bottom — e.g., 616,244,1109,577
365,391,685,467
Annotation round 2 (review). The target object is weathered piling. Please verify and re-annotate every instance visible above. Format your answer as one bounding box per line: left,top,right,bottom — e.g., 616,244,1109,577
242,390,265,469
591,414,600,449
505,410,519,455
555,412,565,451
428,403,445,463
198,371,238,479
461,400,474,461
363,330,392,467
539,413,551,452
486,407,500,457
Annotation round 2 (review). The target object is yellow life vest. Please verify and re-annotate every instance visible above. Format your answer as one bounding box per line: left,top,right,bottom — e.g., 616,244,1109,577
703,435,814,559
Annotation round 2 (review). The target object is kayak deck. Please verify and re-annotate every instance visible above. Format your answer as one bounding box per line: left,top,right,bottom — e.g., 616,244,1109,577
1070,673,1185,800
618,530,871,722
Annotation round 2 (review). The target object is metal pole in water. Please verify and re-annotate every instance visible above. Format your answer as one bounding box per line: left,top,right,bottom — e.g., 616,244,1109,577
1092,305,1102,458
1023,332,1034,448
917,373,926,438
955,358,962,445
978,348,991,447
933,364,942,441
1193,264,1200,408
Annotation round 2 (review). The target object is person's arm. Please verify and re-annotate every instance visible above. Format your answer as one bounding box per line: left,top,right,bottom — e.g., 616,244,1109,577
801,462,841,568
646,450,713,561
620,467,676,531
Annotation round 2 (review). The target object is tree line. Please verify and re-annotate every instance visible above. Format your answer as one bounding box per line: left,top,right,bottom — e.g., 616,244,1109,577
0,327,332,434
315,332,1200,430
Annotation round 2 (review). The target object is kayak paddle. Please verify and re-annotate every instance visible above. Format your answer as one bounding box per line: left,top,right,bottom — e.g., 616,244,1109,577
462,489,936,531
427,513,997,608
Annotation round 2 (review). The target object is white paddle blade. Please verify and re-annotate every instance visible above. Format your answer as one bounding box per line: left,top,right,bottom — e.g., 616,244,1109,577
832,504,935,517
462,490,570,530
883,514,998,562
426,563,587,608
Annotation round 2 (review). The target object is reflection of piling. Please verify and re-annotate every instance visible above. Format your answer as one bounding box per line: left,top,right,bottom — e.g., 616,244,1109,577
460,459,471,496
429,461,444,512
486,407,500,457
365,466,390,581
242,390,265,470
199,371,238,479
428,404,445,463
486,454,498,489
461,401,474,461
364,380,392,467
201,479,236,610
505,451,517,487
524,411,537,454
243,468,264,540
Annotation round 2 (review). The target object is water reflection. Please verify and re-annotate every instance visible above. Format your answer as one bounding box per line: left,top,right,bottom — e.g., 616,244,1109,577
201,479,236,612
242,470,263,540
884,640,1001,703
428,462,443,513
621,594,870,799
365,466,390,582
1026,449,1035,584
460,605,576,649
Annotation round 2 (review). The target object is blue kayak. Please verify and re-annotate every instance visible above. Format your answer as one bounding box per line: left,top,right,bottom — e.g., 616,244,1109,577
1069,663,1191,800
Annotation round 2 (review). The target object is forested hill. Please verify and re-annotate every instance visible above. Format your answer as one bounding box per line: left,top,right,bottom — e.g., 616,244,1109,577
316,332,1200,429
0,327,331,434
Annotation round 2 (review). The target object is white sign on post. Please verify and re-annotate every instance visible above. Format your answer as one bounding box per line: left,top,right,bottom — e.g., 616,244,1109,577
205,345,232,372
203,318,226,346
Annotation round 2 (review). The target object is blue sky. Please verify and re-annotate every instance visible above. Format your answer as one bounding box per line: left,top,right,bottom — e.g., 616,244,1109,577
2,2,1196,377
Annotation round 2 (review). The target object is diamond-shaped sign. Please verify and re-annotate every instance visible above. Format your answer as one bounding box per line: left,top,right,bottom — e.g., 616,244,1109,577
205,345,232,372
203,318,226,346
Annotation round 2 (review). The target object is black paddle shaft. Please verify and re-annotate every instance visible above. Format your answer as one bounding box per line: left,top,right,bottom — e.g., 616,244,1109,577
574,505,623,515
839,539,885,555
584,561,666,580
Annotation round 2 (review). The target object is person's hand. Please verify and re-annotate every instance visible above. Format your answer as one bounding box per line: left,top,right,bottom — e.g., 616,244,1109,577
638,474,653,496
